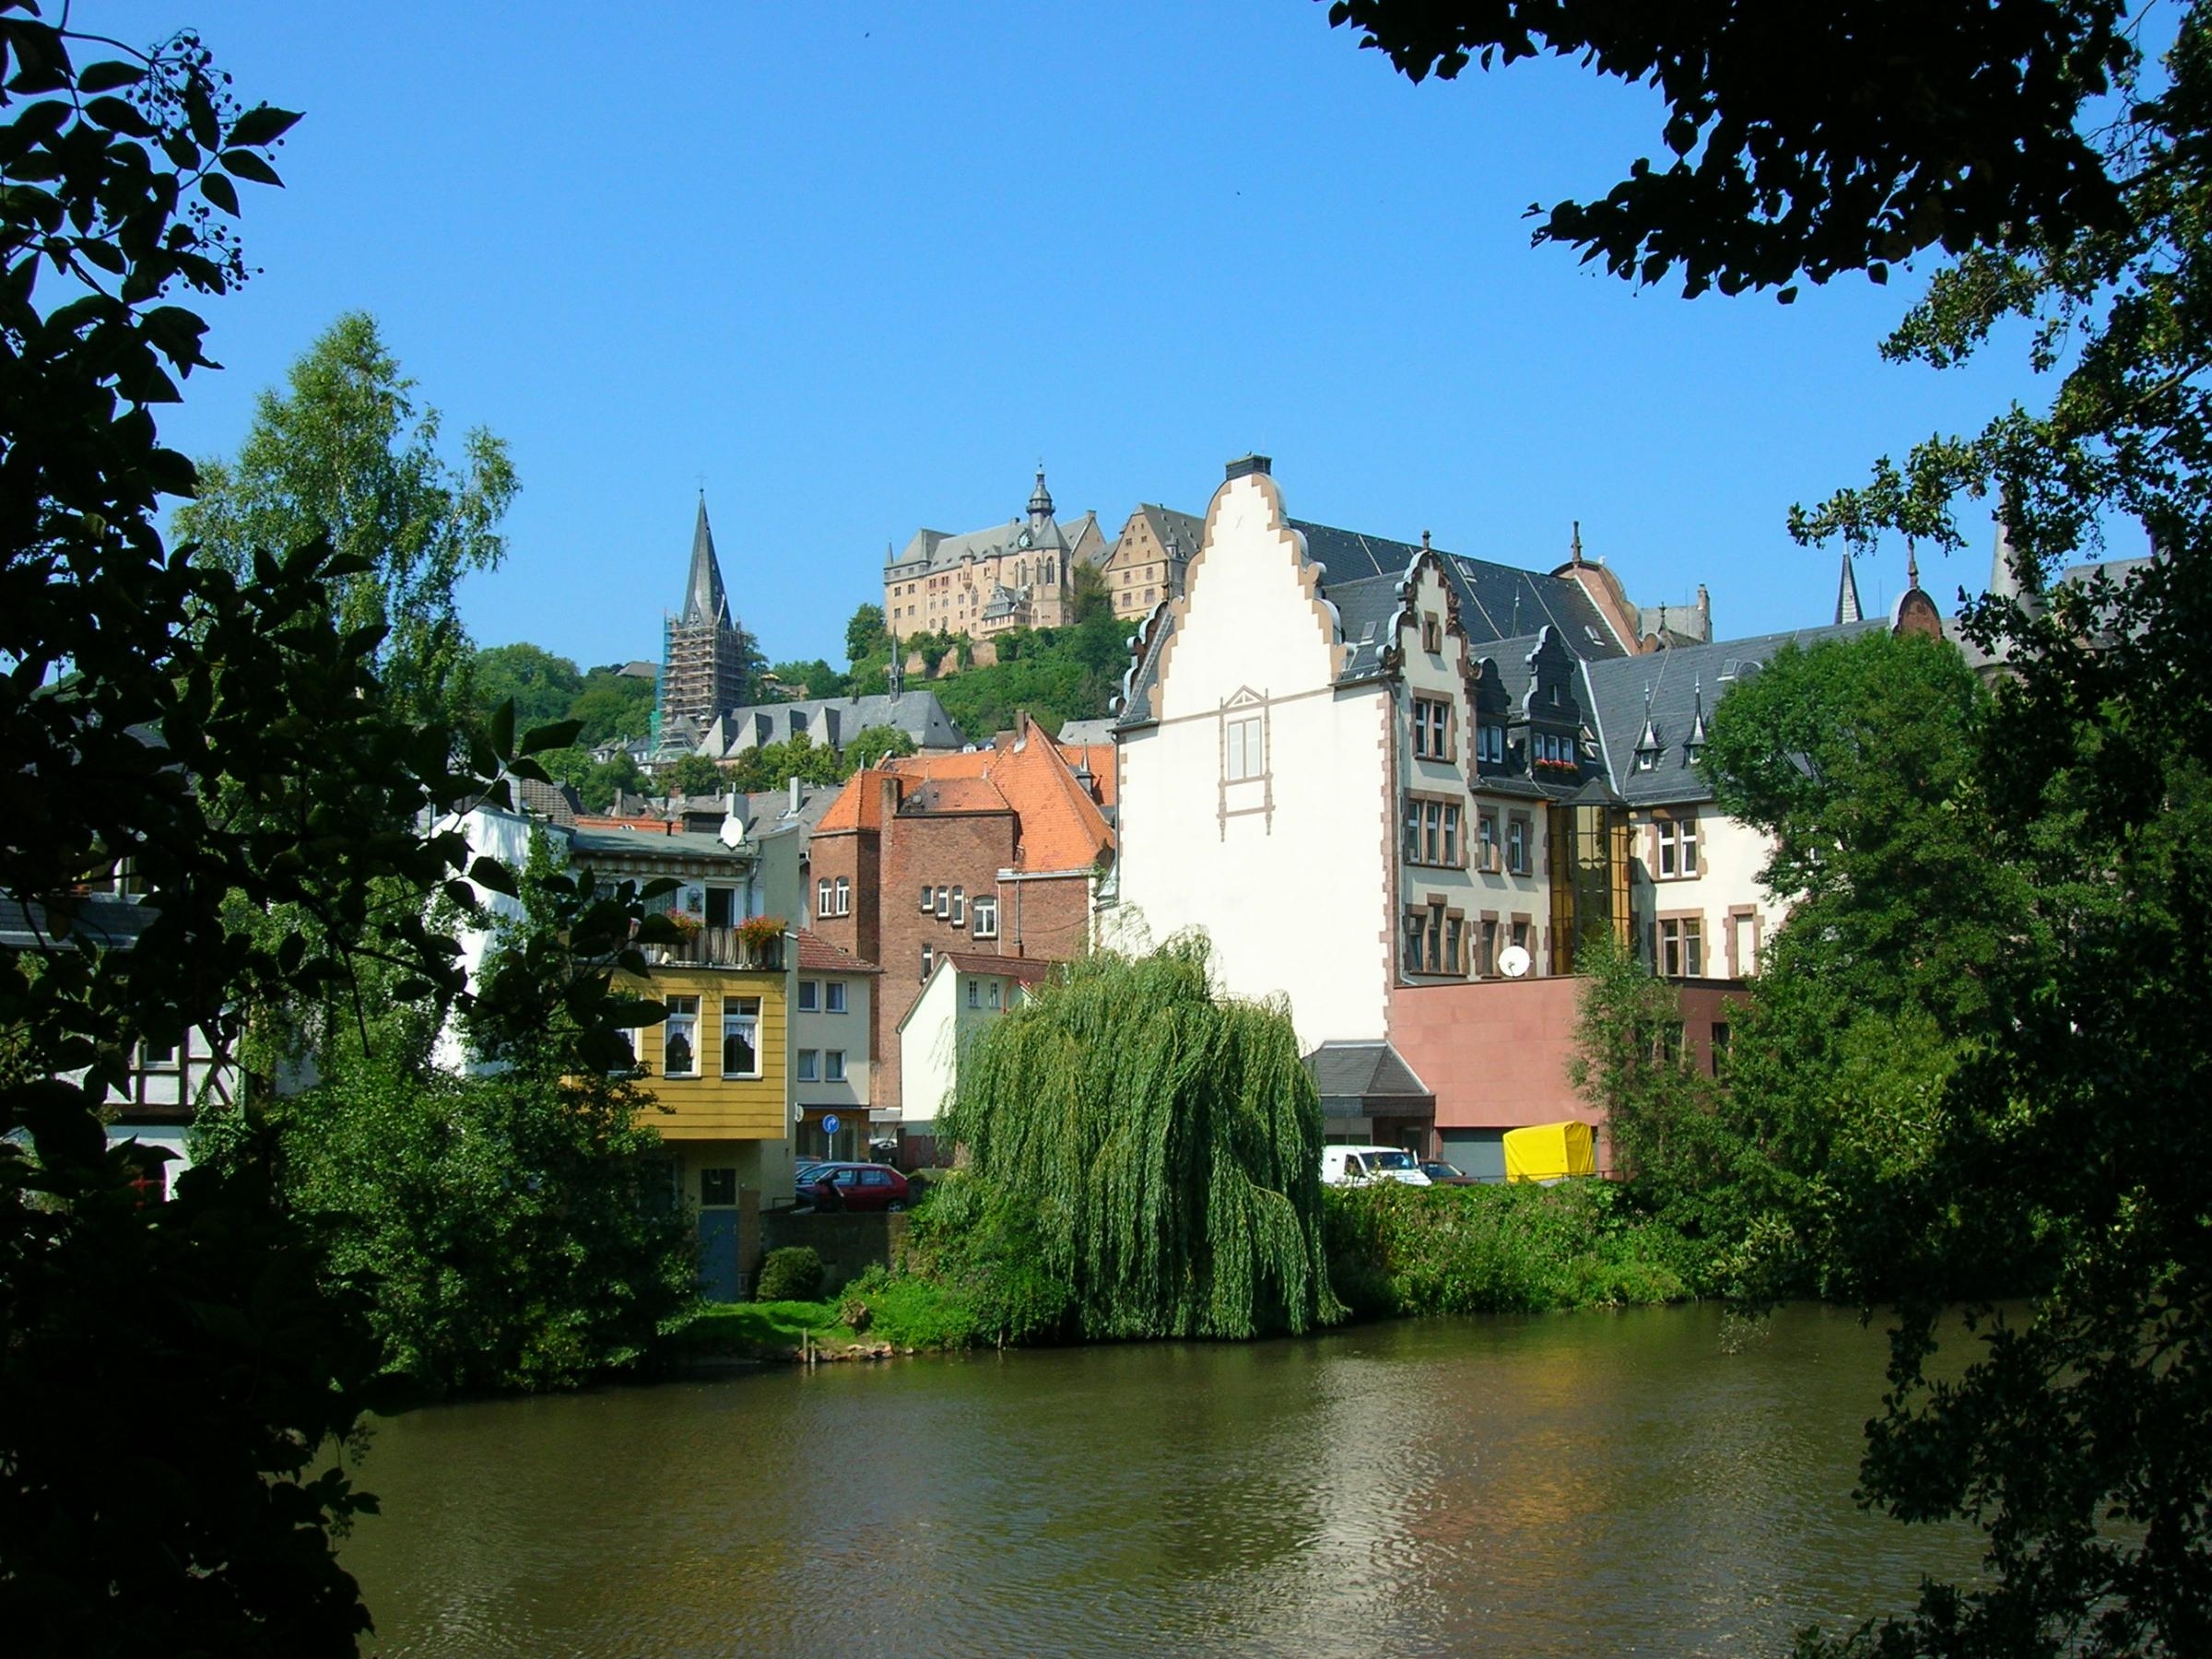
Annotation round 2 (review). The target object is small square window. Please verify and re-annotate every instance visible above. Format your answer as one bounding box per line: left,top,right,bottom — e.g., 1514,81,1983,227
826,981,847,1014
825,1050,847,1083
797,980,818,1013
796,1049,819,1082
700,1167,737,1206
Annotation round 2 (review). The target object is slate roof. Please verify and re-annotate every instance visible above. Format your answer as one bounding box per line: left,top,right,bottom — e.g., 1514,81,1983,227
564,824,751,865
1115,517,1630,730
0,895,158,951
885,469,1102,577
1305,1040,1436,1121
1583,619,1881,806
700,690,967,759
681,497,732,629
1054,717,1115,745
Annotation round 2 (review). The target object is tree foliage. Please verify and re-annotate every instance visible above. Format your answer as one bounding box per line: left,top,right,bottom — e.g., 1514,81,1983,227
938,936,1343,1341
0,11,651,1646
174,311,516,723
1334,8,2212,1646
1325,0,2138,300
843,600,889,664
472,641,582,734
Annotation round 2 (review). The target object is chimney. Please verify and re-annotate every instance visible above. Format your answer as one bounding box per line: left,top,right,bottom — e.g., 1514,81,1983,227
789,774,802,815
1224,453,1272,481
1695,583,1712,637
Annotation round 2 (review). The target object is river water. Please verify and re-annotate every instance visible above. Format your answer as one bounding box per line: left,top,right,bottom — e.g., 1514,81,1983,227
343,1302,1983,1657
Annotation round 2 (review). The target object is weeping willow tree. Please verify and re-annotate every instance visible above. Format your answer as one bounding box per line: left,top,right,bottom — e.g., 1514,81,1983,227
938,935,1343,1340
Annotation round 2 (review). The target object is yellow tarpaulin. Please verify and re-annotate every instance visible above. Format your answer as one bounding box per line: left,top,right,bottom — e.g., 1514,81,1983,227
1502,1121,1597,1184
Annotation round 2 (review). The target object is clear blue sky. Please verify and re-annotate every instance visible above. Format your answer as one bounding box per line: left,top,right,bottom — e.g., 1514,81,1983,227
100,0,2051,670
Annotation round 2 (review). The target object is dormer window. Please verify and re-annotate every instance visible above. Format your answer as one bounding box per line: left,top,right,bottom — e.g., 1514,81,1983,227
1633,699,1663,772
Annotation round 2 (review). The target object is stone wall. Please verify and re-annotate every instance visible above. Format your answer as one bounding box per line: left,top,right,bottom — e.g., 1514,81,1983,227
759,1209,912,1299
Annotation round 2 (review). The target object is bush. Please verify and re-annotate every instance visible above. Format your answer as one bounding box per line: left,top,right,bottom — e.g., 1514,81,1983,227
755,1246,825,1302
1324,1180,1698,1316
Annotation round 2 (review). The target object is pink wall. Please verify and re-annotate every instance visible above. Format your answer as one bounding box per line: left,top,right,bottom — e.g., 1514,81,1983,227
1389,977,1746,1156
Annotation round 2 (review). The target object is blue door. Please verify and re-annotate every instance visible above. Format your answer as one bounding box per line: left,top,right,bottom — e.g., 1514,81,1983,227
697,1209,740,1302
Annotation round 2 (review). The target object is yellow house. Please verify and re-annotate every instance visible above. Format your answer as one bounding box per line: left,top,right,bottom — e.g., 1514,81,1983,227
568,823,798,1300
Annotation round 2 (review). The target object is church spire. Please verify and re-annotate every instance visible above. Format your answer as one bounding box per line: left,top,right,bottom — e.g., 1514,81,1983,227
1834,548,1863,625
683,494,731,628
1027,463,1054,526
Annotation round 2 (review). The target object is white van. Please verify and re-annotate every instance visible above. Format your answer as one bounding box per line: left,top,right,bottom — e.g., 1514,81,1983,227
1321,1146,1433,1188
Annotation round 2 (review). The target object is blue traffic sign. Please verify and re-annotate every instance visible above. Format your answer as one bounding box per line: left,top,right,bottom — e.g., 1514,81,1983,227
821,1113,841,1139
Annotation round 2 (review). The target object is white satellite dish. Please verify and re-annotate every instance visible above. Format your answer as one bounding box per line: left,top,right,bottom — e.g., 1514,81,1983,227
1498,945,1532,979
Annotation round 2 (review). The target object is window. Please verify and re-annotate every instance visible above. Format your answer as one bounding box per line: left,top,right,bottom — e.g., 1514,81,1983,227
1507,817,1530,876
1477,811,1499,871
834,876,851,915
1403,801,1421,864
1512,920,1530,956
1710,1023,1731,1073
1658,918,1705,978
825,1050,847,1083
700,1167,737,1206
826,981,847,1014
797,980,819,1013
986,979,1001,1008
1477,724,1504,766
796,1048,819,1082
968,978,981,1009
972,895,998,938
1422,614,1442,653
920,884,933,912
1478,918,1499,976
1412,697,1450,759
935,885,949,918
1403,912,1426,974
1441,803,1461,865
1656,815,1700,878
951,886,966,925
706,886,735,928
722,996,762,1078
817,877,832,918
1225,713,1264,781
663,995,700,1077
921,943,934,982
137,1039,179,1071
1444,912,1464,976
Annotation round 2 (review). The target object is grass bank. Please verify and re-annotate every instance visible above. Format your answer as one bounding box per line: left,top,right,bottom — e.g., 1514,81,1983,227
1323,1179,1700,1317
667,1176,1697,1362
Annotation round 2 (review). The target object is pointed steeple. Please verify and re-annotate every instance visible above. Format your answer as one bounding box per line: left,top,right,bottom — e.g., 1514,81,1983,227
682,494,731,628
1027,463,1054,527
1633,688,1662,771
1687,677,1708,760
1834,549,1863,625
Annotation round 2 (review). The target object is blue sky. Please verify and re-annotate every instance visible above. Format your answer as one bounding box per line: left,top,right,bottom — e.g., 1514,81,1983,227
100,0,2053,670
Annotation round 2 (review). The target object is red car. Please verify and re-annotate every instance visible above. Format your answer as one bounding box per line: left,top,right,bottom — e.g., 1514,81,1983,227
799,1162,912,1213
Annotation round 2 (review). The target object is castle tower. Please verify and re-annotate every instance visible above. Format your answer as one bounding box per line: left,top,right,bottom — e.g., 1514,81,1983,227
653,495,748,758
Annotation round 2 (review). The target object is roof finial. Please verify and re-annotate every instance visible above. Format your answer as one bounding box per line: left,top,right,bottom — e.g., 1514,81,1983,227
1906,538,1922,592
1571,521,1584,565
1420,528,1431,552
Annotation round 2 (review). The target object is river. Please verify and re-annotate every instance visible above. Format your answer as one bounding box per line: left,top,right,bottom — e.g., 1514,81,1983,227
342,1302,1983,1656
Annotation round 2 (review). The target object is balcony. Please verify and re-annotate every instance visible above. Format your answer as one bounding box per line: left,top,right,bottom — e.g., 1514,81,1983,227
643,924,785,972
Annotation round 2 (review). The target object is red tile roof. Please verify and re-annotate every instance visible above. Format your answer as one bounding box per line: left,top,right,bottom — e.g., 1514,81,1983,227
942,950,1055,984
795,929,879,973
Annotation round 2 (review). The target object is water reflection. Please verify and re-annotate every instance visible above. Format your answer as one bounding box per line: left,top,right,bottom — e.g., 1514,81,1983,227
345,1304,1980,1657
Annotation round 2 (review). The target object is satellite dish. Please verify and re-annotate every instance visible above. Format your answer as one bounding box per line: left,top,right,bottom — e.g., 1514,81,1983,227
718,813,747,849
1499,945,1532,979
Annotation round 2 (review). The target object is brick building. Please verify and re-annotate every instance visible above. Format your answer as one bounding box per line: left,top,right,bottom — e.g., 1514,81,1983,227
804,715,1113,1146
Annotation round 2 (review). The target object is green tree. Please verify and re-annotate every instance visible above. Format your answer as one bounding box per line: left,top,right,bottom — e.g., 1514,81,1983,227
939,936,1344,1340
278,841,690,1396
472,641,582,733
769,656,841,699
0,14,653,1646
174,311,517,723
1330,6,2212,1650
837,724,917,772
661,752,728,798
568,664,656,747
844,600,890,663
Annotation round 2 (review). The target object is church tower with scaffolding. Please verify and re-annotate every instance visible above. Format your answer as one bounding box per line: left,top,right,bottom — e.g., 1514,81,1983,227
653,496,748,761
